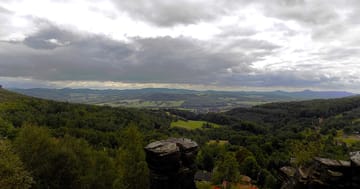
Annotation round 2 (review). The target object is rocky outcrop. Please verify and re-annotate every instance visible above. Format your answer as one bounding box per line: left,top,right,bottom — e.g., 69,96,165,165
280,151,360,189
144,138,199,189
350,151,360,188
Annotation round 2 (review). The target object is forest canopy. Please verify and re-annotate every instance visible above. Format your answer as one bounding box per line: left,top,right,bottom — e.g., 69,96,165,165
1,88,360,188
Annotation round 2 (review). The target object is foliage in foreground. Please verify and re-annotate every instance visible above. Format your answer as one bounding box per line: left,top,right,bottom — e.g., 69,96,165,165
1,89,360,189
0,139,34,189
0,125,149,189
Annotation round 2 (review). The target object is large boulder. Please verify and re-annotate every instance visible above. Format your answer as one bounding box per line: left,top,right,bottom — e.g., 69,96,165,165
145,141,181,173
145,138,199,189
350,151,360,167
350,151,360,188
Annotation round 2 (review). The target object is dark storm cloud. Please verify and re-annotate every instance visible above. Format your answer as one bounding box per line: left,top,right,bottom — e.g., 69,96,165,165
123,37,255,84
0,24,347,89
223,70,341,88
0,77,53,88
0,26,135,80
22,26,79,49
2,0,360,90
0,26,269,84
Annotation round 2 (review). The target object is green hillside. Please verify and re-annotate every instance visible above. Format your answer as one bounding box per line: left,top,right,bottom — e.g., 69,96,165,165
1,88,360,189
0,89,173,189
0,88,171,132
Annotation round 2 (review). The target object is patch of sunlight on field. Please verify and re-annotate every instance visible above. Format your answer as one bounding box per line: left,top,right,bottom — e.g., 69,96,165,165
170,120,220,130
341,136,360,145
335,130,360,145
207,140,229,145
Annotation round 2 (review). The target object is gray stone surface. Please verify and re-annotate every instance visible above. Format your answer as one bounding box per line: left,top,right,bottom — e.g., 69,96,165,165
350,151,360,166
145,141,179,157
314,157,351,167
280,152,360,189
145,138,199,189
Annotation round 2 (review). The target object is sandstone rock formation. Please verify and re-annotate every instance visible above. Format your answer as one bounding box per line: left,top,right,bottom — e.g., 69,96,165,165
280,151,360,189
145,138,199,189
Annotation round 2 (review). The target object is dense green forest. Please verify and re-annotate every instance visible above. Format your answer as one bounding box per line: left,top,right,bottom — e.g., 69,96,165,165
1,88,360,189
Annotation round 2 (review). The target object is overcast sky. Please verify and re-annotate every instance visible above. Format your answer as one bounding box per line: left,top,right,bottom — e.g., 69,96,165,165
1,0,360,92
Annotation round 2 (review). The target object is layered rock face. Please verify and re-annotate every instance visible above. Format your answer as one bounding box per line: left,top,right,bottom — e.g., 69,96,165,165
280,151,360,189
144,138,199,189
350,151,360,188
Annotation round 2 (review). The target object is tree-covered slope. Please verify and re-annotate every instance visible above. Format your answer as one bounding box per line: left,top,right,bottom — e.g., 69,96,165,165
0,88,173,189
0,88,171,148
225,95,360,129
1,88,360,189
0,88,170,130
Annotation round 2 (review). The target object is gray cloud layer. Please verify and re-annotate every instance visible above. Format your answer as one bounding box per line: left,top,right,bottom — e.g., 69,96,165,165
110,0,349,28
111,0,245,26
1,25,277,85
1,0,360,91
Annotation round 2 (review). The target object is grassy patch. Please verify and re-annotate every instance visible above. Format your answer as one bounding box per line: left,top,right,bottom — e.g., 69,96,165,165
196,181,212,189
207,140,229,145
235,101,267,106
341,136,360,145
171,120,220,130
335,130,360,145
352,118,360,124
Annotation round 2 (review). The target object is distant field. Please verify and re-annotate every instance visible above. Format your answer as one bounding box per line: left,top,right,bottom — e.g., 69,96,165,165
335,130,360,145
12,88,356,113
339,136,360,145
236,101,267,106
171,120,220,130
207,140,229,145
352,118,360,124
98,100,184,108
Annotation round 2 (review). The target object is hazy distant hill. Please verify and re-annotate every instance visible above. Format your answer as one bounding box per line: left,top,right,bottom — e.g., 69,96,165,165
11,88,356,112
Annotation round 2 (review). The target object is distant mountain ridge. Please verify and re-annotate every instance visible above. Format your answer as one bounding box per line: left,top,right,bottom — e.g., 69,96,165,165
10,88,356,112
